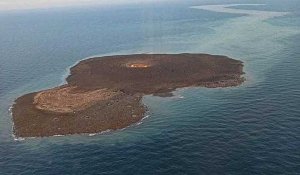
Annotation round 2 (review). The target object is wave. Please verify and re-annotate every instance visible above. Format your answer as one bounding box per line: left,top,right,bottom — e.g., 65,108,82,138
135,115,150,126
13,137,25,141
176,95,184,99
88,129,111,137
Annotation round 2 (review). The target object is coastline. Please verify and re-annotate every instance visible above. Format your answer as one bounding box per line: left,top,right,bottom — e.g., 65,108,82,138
13,114,151,141
12,53,245,138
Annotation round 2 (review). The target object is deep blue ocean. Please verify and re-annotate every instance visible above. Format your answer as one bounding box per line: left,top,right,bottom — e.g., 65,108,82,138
0,0,300,174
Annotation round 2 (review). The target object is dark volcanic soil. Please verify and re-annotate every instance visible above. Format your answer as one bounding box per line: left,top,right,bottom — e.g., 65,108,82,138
12,53,245,138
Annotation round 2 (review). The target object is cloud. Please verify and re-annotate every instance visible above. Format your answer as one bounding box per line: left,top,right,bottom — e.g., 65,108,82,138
0,0,168,11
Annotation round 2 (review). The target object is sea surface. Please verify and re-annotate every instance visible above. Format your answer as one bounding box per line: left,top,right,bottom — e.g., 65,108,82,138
0,0,300,174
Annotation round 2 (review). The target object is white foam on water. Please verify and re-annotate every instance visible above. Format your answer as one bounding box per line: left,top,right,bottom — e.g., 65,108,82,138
135,115,150,126
8,106,13,112
88,129,112,137
171,94,185,99
60,54,99,85
13,129,113,141
13,137,25,141
10,106,20,141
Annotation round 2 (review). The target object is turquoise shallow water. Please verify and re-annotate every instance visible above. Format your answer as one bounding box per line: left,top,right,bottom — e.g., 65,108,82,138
0,1,300,174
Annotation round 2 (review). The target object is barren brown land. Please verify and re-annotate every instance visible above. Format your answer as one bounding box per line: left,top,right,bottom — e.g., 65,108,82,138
12,54,245,137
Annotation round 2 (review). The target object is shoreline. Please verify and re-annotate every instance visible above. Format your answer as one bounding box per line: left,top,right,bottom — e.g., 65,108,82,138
12,53,245,138
10,83,247,141
13,114,151,141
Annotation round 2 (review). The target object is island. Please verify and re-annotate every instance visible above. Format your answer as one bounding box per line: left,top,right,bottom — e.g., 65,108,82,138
12,53,245,138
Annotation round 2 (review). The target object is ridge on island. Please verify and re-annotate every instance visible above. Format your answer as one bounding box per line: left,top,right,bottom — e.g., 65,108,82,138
12,53,245,138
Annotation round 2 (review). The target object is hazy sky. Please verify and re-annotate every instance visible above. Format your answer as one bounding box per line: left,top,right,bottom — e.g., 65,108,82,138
0,0,168,11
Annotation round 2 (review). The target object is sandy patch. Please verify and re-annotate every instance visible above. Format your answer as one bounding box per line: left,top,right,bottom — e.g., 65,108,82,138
34,86,118,113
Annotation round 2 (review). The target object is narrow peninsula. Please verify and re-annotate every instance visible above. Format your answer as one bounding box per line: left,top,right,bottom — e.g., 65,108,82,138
12,54,245,137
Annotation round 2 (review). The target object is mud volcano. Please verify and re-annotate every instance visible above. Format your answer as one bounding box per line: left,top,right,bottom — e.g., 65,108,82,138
12,54,245,138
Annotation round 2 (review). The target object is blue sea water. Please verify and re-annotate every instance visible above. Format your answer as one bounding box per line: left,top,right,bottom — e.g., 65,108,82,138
0,1,300,174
